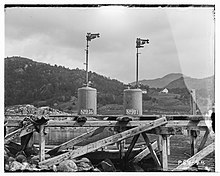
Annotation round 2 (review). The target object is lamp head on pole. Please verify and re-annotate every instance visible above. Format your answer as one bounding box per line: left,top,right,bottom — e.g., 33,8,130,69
86,33,100,41
136,38,149,48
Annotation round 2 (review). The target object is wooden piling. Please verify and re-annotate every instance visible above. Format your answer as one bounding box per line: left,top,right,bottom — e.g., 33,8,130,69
39,124,45,162
161,135,168,171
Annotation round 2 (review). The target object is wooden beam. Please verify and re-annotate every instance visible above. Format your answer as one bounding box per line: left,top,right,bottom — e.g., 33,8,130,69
161,135,168,171
39,125,45,162
6,119,210,128
132,141,157,163
172,142,215,171
39,117,167,167
197,129,209,152
47,127,104,156
124,134,140,160
5,114,207,120
4,124,35,144
142,132,161,168
166,120,210,128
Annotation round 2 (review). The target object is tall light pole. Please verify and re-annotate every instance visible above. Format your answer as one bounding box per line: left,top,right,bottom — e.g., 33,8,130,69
136,38,149,87
85,33,100,86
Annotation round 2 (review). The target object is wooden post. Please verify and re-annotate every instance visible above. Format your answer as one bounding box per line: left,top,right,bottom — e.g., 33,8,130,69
190,130,197,156
119,126,126,159
190,89,196,115
190,89,197,156
161,135,168,171
167,135,171,155
197,128,209,152
39,124,45,162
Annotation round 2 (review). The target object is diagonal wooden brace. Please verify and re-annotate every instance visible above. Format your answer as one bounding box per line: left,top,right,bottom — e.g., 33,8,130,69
142,132,161,168
172,142,215,171
132,141,158,163
124,134,140,160
4,124,35,144
39,117,167,167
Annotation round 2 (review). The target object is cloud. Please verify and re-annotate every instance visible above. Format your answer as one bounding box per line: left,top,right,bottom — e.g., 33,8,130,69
5,6,215,83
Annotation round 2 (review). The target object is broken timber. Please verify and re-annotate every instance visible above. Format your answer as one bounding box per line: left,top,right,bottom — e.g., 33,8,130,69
172,142,215,171
39,117,167,167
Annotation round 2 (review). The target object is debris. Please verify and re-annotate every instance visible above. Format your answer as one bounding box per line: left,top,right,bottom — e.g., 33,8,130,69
57,160,78,172
30,155,39,165
9,161,23,171
76,116,87,123
99,158,116,172
16,154,27,163
76,157,94,171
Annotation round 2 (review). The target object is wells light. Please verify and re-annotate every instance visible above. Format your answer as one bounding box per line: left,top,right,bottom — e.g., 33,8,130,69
135,37,149,87
85,32,100,86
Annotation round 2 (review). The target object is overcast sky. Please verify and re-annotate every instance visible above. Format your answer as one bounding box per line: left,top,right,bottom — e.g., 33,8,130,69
5,5,215,84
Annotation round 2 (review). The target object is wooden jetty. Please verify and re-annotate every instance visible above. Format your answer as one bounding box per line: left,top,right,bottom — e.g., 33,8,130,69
5,113,214,171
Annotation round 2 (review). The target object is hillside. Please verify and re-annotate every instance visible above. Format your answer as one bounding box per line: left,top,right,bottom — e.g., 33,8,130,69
131,73,183,88
166,76,214,90
5,56,214,114
166,76,214,113
5,56,124,109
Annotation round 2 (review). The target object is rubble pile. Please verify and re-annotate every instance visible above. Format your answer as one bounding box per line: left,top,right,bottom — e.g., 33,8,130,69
5,104,69,116
4,145,117,172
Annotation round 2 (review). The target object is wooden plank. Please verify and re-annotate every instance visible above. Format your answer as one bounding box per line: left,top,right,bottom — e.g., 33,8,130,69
172,142,215,171
6,119,210,128
39,117,167,167
39,125,45,162
197,129,209,152
161,135,168,171
124,134,140,160
6,120,146,127
47,127,104,156
142,132,161,168
133,141,157,163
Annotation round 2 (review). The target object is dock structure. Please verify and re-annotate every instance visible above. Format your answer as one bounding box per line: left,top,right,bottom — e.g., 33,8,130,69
5,113,214,171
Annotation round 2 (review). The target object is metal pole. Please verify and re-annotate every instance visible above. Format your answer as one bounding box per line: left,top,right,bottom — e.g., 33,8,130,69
86,38,89,86
136,47,139,88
